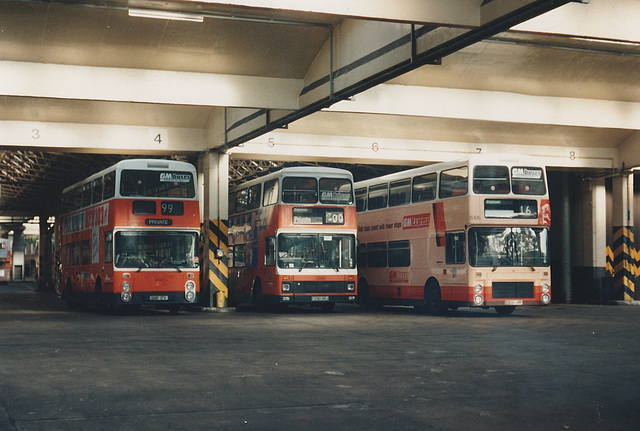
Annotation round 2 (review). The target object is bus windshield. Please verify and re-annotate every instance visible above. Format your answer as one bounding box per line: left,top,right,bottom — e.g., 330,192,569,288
120,170,196,198
468,227,549,267
114,231,198,269
277,233,356,270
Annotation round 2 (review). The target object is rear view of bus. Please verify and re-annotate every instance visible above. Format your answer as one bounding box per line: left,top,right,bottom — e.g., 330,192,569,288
355,154,550,315
59,159,200,313
228,167,357,311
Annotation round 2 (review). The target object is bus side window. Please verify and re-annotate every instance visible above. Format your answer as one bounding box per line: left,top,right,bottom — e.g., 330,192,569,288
81,240,91,265
440,167,468,199
235,189,248,213
367,242,387,267
368,184,388,210
92,177,103,204
358,243,367,268
81,183,92,208
389,179,411,207
263,179,279,206
412,173,437,202
355,188,367,212
228,245,235,268
247,184,262,210
445,231,466,264
104,231,113,264
388,240,410,267
265,237,276,266
234,244,246,268
72,242,81,266
103,171,116,200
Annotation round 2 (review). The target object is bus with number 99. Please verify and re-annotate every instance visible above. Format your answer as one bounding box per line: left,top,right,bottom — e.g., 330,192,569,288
57,159,200,313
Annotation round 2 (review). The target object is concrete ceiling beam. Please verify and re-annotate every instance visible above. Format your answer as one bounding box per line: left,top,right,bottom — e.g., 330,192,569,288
0,61,302,110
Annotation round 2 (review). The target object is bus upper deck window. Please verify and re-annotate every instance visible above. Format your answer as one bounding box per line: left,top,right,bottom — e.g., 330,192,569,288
473,166,509,194
355,188,367,212
412,173,436,203
511,167,546,195
440,167,468,199
319,178,353,205
367,184,388,210
282,177,317,204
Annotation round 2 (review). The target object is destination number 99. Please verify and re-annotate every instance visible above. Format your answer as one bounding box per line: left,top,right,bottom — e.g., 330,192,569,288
161,201,184,216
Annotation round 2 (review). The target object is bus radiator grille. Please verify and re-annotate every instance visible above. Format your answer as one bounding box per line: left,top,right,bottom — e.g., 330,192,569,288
293,281,347,294
492,282,534,299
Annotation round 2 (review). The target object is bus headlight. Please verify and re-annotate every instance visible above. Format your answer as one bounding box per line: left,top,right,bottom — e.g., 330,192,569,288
121,291,132,302
185,280,196,302
282,283,291,292
122,282,131,292
542,283,550,293
347,283,355,292
474,284,483,294
541,293,551,305
474,294,484,306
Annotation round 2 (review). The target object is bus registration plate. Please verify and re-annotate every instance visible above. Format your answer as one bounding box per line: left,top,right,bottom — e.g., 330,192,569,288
149,295,169,301
311,296,330,302
504,300,523,306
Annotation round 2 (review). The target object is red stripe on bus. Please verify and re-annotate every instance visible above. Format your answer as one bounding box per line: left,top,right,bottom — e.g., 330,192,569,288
433,202,446,247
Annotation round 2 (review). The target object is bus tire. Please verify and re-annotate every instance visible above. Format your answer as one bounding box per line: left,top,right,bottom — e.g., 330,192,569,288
64,279,73,303
425,280,446,315
319,302,335,312
252,279,265,311
94,279,103,308
495,305,516,316
357,279,372,309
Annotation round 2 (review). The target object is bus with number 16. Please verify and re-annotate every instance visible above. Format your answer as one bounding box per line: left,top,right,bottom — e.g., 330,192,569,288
355,153,551,315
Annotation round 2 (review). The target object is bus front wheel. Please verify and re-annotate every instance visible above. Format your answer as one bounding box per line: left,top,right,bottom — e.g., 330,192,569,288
425,281,446,315
252,279,265,311
495,305,516,316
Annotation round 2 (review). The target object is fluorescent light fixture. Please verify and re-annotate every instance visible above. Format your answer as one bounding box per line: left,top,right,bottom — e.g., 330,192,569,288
128,8,204,23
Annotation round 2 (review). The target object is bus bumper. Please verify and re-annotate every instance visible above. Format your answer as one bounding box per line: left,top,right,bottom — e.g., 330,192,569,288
278,294,357,305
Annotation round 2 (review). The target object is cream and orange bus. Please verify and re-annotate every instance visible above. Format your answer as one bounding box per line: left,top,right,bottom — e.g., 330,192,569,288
57,159,200,313
355,153,551,315
228,167,357,311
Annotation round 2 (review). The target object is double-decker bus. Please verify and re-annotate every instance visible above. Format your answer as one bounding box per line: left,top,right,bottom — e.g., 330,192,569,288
355,154,551,315
57,159,200,313
228,167,357,311
0,238,12,283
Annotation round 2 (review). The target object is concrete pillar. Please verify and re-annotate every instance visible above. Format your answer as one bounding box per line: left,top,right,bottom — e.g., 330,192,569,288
12,227,25,281
198,152,229,308
611,174,635,301
558,172,573,303
574,178,607,302
38,216,54,291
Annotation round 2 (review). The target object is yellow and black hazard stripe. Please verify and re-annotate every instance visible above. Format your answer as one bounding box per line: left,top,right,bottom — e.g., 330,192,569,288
605,246,614,277
612,226,636,301
208,218,229,307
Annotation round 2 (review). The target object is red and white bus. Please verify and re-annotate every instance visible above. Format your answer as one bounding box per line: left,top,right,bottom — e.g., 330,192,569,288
57,159,200,313
228,167,357,311
0,238,12,283
355,154,551,315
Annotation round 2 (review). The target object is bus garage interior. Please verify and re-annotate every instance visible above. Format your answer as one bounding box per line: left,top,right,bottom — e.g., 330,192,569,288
1,0,640,308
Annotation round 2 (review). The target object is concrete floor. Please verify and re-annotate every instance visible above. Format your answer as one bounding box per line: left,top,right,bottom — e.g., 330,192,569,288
1,283,639,430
